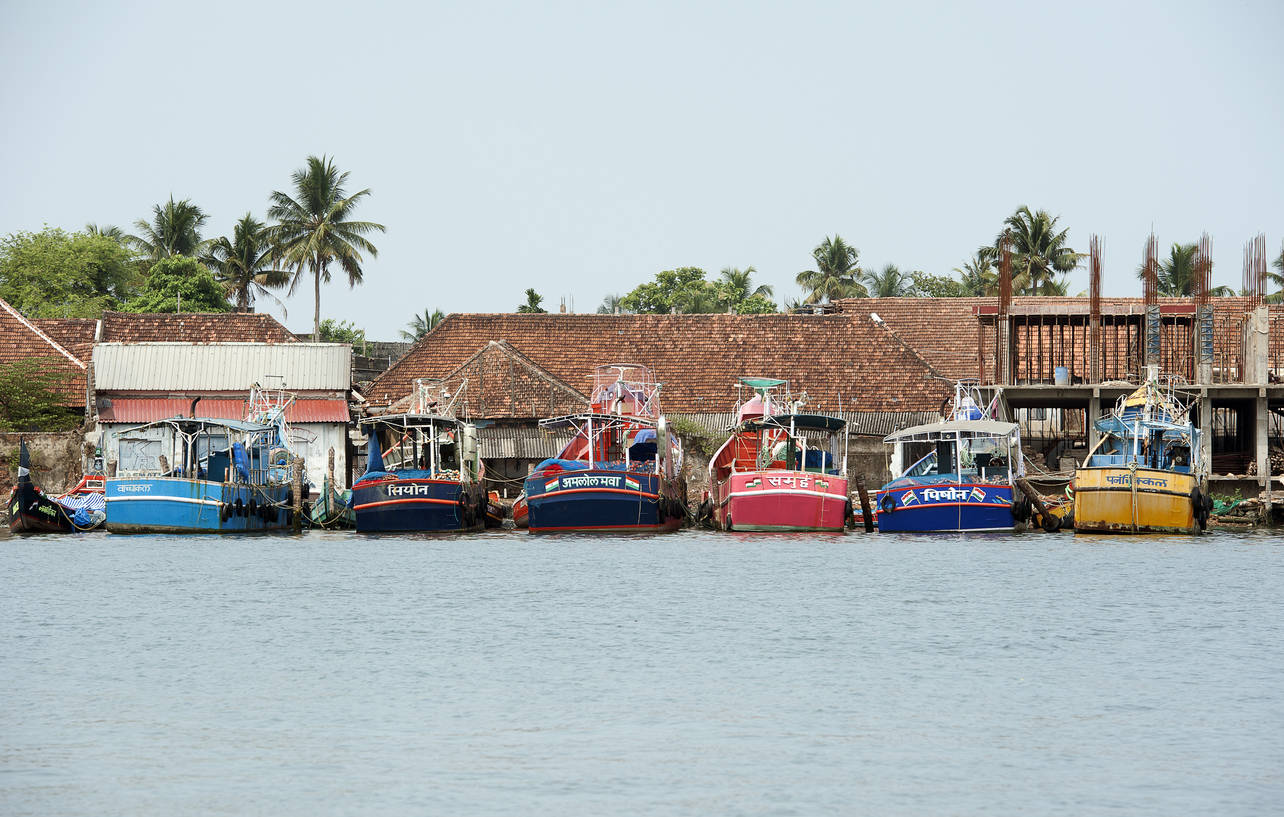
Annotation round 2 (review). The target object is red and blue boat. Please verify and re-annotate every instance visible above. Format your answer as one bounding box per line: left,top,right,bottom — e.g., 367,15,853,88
875,382,1024,533
705,378,851,532
353,382,486,533
520,364,686,534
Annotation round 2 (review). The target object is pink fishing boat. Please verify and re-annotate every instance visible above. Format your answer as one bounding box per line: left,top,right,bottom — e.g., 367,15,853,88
704,378,851,532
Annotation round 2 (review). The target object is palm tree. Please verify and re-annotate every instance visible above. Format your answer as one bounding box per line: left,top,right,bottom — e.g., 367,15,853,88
995,206,1083,295
796,235,868,302
861,264,914,297
676,285,721,314
85,223,126,242
719,266,773,299
516,288,547,313
1135,243,1233,296
268,155,385,341
127,196,209,261
954,249,997,296
200,214,290,312
401,308,445,341
597,293,625,314
1269,243,1284,304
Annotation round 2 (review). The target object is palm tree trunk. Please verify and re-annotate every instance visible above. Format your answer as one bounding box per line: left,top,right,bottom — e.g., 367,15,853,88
312,259,321,342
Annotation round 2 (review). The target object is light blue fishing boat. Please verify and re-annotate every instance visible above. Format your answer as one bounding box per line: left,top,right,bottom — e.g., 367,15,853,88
105,389,304,534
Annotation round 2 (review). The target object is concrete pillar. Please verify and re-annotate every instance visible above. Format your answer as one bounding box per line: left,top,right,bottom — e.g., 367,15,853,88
1247,305,1270,385
1087,389,1102,451
1256,387,1268,490
1199,390,1213,477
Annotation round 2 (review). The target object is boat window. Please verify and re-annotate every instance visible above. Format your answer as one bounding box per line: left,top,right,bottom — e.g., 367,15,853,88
936,440,956,475
905,450,938,478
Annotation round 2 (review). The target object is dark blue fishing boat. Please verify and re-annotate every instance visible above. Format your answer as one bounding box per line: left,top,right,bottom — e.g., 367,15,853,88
352,383,485,533
520,364,686,534
875,382,1024,533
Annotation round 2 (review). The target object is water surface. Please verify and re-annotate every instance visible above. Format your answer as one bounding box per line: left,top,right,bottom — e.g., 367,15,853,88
2,528,1281,816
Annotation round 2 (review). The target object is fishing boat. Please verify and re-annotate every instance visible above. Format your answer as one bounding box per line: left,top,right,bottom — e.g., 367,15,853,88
1074,368,1208,534
875,382,1024,533
104,387,303,534
705,378,850,531
520,364,686,533
309,473,355,528
352,380,486,533
7,440,106,533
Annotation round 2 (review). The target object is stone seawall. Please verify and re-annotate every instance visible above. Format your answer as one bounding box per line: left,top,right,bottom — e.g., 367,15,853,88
0,431,87,495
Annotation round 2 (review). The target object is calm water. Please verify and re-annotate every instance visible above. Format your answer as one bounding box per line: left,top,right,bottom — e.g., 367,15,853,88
2,527,1281,816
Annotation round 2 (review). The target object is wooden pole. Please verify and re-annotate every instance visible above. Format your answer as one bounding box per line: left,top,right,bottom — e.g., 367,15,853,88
1015,476,1055,532
854,473,875,533
292,459,304,533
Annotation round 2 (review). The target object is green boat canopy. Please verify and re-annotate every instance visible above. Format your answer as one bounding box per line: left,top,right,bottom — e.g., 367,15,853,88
745,413,846,432
741,377,787,390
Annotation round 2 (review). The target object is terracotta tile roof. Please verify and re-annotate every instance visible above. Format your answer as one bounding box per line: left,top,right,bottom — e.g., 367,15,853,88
0,299,87,407
369,313,950,415
35,318,97,362
98,311,297,344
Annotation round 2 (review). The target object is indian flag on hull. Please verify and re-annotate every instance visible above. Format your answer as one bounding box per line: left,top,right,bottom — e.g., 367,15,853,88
624,476,640,491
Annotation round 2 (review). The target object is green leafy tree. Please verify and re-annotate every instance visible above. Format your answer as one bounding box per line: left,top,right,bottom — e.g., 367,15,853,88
516,288,548,313
910,270,967,298
732,293,778,314
201,213,289,311
796,235,868,302
0,227,137,317
318,318,366,345
0,358,80,432
862,264,915,297
993,206,1083,295
619,268,724,314
1135,242,1233,296
123,256,231,313
401,308,445,340
128,196,210,261
268,155,385,341
597,293,626,314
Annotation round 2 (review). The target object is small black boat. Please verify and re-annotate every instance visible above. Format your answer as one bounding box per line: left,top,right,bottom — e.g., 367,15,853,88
7,440,105,533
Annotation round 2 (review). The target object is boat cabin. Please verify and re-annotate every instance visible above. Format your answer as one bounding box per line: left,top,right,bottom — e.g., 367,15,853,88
358,413,481,483
885,419,1023,485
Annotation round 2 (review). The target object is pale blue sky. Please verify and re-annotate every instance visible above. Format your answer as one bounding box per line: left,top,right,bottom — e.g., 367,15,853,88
3,0,1281,336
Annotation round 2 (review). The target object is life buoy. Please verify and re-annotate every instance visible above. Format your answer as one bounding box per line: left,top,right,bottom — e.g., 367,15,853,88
879,494,896,514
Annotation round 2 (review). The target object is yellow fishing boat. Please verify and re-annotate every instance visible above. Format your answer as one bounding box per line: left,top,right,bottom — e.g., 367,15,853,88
1074,370,1210,534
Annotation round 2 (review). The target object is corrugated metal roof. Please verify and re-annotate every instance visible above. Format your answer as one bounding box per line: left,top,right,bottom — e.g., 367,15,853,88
93,343,351,391
98,397,350,424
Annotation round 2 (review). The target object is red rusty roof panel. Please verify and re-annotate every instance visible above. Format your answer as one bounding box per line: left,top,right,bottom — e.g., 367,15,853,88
98,397,349,423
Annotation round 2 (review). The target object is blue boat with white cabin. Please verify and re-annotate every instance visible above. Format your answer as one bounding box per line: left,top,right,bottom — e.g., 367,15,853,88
875,383,1024,533
104,389,303,534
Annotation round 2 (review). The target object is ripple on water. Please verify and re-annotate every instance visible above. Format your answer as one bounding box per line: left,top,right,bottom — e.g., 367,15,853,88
1,527,1282,816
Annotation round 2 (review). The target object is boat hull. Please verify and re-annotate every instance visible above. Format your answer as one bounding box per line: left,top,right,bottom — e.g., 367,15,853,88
1073,466,1198,534
524,469,684,533
352,476,485,533
8,481,75,533
875,482,1015,533
713,470,848,531
106,478,292,533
